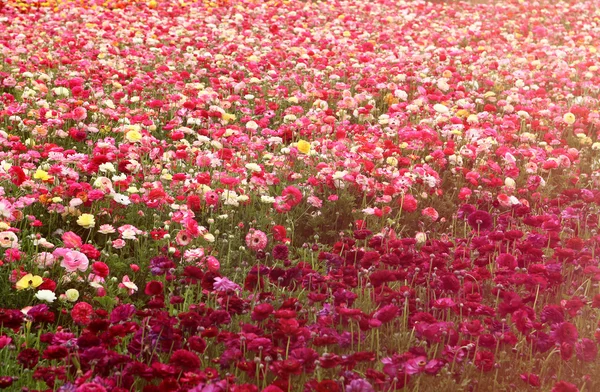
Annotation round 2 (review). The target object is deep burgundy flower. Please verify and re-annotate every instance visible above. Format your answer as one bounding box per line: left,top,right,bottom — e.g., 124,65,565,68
169,349,200,371
17,348,39,369
540,305,565,325
0,308,24,329
144,280,164,296
0,376,14,389
27,304,55,324
42,345,68,360
272,244,289,260
467,210,493,231
110,304,136,324
188,336,207,353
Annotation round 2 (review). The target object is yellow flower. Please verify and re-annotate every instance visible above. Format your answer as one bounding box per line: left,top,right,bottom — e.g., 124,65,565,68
297,140,311,154
77,213,96,229
563,112,576,125
33,169,51,181
16,274,44,291
125,130,142,143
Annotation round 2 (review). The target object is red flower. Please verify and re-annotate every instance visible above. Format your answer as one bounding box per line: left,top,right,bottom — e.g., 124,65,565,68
315,380,340,392
474,350,494,372
169,349,200,371
272,225,287,241
467,210,493,231
399,194,418,212
0,376,14,389
144,280,164,296
551,322,579,345
251,303,274,321
8,166,27,186
188,336,207,354
17,348,39,369
186,194,202,212
373,305,399,323
520,373,541,387
71,302,94,326
92,262,110,278
551,381,579,392
281,186,302,207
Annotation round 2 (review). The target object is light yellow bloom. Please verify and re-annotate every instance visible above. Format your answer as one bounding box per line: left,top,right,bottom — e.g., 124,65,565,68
65,288,80,302
297,140,311,154
125,130,143,143
77,213,96,229
563,112,576,125
16,274,44,291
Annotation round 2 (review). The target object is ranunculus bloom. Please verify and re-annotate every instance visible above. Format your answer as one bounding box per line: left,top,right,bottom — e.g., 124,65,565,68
467,210,493,231
56,249,89,273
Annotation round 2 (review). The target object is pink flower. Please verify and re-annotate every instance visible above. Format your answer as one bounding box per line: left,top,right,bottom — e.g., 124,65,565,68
206,256,220,272
54,248,89,273
421,207,439,221
0,335,12,349
118,275,138,295
112,239,126,249
245,229,268,252
71,107,87,121
61,231,83,248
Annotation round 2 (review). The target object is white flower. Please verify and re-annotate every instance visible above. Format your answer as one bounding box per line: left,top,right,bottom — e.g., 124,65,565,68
35,290,57,303
245,163,261,172
246,121,259,130
112,193,131,206
433,104,449,114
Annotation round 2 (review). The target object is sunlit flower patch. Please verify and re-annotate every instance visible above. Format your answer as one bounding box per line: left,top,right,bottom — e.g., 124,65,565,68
0,0,600,390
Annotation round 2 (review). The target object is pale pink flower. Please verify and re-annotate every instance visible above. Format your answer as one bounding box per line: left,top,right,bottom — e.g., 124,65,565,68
55,249,89,273
35,252,56,268
112,239,126,249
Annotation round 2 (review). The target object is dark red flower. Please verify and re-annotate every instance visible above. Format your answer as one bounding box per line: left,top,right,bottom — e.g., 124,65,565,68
188,336,207,353
0,376,14,389
251,303,274,321
272,244,289,260
467,210,493,231
169,349,200,371
144,280,164,296
17,348,39,369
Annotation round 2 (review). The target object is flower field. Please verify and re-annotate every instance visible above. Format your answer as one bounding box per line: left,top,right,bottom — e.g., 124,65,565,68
1,0,600,390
